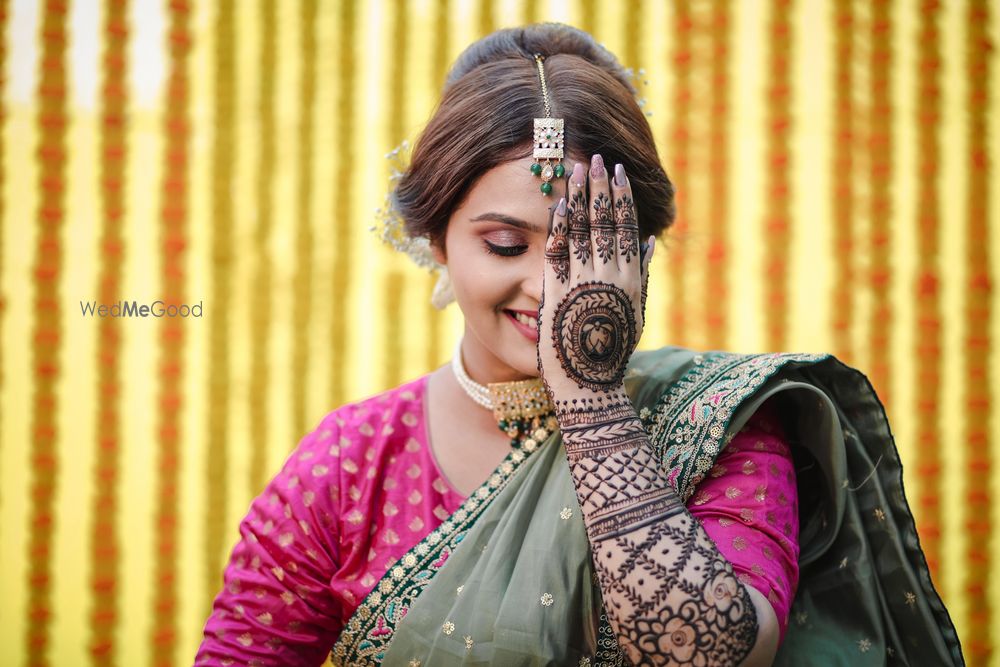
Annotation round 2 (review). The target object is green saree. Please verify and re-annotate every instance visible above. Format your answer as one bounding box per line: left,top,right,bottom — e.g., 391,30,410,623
330,347,964,666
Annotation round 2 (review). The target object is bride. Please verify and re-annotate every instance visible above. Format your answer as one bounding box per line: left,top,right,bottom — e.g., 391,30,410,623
195,22,962,667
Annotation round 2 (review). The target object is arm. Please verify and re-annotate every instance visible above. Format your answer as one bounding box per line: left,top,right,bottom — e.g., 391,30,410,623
194,414,343,666
537,157,778,665
556,389,775,666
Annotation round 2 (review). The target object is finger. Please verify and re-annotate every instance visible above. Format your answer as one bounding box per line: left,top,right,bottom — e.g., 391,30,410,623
545,196,570,286
588,154,617,275
639,235,655,332
613,163,640,270
566,161,592,277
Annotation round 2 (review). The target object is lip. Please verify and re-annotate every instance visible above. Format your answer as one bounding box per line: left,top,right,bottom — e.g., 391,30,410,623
504,309,539,342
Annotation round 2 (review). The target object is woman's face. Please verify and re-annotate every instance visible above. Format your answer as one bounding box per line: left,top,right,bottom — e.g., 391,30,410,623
432,155,580,383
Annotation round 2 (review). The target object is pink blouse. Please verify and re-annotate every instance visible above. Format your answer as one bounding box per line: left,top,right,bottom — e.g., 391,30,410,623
194,376,799,665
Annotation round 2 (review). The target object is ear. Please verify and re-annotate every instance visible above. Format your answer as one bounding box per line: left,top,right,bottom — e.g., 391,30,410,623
430,237,447,265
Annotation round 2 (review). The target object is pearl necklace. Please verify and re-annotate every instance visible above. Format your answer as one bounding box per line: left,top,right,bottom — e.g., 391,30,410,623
451,338,494,409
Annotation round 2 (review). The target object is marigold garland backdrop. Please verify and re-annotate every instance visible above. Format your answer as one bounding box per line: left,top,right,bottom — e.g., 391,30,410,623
0,0,997,665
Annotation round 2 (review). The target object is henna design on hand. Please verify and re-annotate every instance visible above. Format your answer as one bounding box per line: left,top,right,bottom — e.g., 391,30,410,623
568,190,591,265
608,520,760,666
545,214,570,284
615,194,640,263
552,282,637,393
592,192,616,264
555,388,759,665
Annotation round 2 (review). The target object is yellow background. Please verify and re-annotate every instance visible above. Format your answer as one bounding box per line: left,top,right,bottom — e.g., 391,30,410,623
1,0,998,665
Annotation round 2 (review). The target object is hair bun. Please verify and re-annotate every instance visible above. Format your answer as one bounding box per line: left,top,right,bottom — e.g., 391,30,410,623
445,23,637,96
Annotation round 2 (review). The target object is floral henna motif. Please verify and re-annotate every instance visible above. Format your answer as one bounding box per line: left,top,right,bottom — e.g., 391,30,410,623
551,282,637,393
555,389,759,665
546,214,571,284
568,190,592,265
615,195,639,263
607,521,759,666
593,192,616,264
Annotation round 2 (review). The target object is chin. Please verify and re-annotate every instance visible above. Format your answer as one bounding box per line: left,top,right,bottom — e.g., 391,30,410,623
508,349,542,379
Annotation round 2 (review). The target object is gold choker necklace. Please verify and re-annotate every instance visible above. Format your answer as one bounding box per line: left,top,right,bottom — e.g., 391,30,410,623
451,338,557,449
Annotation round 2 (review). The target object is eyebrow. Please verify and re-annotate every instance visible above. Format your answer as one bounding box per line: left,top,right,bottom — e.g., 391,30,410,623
469,212,544,234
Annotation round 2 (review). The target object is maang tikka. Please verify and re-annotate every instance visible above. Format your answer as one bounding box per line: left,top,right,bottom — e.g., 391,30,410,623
530,54,565,195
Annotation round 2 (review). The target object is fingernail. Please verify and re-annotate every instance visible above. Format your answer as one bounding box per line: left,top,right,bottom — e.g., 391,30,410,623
571,162,586,186
614,163,626,187
556,196,566,215
590,154,605,179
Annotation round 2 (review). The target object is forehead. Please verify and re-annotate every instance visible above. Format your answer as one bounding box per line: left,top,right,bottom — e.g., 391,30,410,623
460,157,553,217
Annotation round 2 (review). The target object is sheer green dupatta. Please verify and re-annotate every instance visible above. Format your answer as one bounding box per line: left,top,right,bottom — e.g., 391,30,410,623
770,361,963,666
337,348,963,666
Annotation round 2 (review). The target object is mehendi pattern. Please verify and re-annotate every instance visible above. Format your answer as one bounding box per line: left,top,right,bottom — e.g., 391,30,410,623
568,190,592,265
592,192,616,264
552,282,637,393
558,384,759,665
615,194,639,263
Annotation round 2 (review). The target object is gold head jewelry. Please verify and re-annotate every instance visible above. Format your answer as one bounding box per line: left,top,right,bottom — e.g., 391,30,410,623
530,54,565,195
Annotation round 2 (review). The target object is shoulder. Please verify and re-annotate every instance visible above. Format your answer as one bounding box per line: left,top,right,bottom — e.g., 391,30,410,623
314,375,429,439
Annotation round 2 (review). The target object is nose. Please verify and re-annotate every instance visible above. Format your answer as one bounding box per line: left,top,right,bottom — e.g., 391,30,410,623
522,255,543,306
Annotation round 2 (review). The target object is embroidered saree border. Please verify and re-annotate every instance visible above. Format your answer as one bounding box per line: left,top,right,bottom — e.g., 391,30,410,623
642,351,826,501
329,439,547,665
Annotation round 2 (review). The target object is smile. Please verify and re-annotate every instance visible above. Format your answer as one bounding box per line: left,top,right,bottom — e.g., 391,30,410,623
504,310,539,342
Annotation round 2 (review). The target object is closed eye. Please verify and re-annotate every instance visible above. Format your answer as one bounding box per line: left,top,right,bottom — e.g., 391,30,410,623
483,240,528,257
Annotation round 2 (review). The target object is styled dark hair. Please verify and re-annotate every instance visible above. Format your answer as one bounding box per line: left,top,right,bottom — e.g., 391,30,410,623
394,23,676,249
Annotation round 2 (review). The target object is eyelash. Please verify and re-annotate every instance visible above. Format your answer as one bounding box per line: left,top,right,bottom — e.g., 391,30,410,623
483,240,528,257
